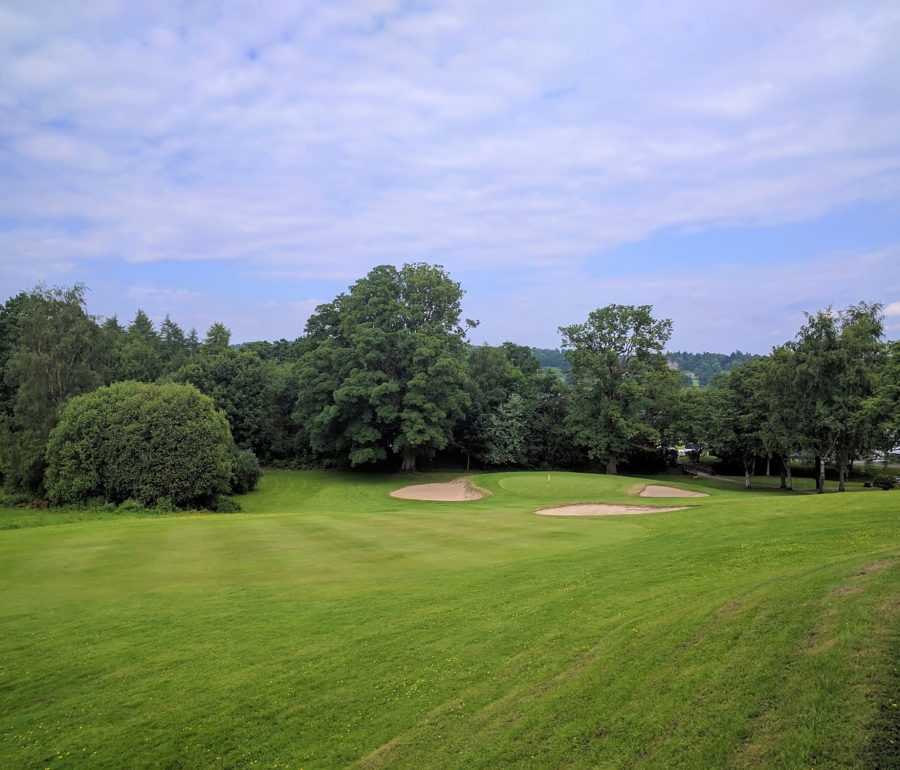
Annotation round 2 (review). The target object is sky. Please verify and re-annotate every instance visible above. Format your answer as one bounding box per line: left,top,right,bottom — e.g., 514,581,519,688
1,0,899,352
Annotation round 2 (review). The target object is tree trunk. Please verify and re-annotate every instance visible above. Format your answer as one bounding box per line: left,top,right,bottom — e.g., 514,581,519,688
606,453,618,475
838,447,847,492
766,455,771,476
779,454,786,489
744,459,752,489
817,454,826,494
466,451,470,472
784,456,793,490
814,455,822,492
401,448,417,473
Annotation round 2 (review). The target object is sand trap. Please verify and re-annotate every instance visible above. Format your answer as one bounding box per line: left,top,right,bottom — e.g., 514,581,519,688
536,503,691,516
390,477,487,501
640,485,708,498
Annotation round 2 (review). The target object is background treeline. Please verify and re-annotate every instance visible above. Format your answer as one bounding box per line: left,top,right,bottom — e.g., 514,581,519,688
1,268,899,503
666,350,761,387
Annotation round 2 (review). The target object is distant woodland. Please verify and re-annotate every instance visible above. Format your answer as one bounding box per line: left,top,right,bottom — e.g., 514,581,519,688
1,263,898,508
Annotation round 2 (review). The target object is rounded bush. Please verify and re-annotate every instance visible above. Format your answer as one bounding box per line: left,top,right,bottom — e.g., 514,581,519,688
45,381,234,508
873,474,897,491
230,447,262,494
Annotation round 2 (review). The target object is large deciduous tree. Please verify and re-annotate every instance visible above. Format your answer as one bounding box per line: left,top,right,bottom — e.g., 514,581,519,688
702,360,769,488
294,263,473,472
560,305,675,475
781,303,884,493
0,284,113,494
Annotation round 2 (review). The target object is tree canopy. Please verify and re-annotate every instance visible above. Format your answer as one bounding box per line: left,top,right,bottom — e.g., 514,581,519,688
294,263,474,472
45,381,234,508
560,305,678,474
1,272,898,500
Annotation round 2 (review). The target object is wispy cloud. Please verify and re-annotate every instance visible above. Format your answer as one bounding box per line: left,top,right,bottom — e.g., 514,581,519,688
1,0,898,278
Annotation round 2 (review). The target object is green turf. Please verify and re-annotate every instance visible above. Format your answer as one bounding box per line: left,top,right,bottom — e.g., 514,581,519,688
1,470,899,768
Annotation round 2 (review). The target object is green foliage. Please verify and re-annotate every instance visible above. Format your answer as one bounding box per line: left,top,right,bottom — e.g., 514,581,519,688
499,342,542,375
778,303,885,491
0,284,114,495
230,447,262,494
0,292,29,421
113,309,164,383
0,491,31,507
530,347,571,371
294,263,472,472
207,494,243,513
481,393,529,466
560,304,677,474
170,349,271,455
45,381,234,508
203,322,232,354
872,474,896,491
700,360,770,485
666,350,761,387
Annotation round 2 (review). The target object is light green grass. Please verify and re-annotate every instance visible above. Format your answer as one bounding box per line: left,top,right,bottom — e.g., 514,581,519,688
1,470,899,768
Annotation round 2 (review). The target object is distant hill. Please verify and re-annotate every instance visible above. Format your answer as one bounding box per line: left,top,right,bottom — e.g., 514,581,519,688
666,350,761,387
529,347,760,384
530,348,571,371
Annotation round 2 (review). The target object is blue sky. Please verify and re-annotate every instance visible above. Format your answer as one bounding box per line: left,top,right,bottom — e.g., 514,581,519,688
1,0,899,352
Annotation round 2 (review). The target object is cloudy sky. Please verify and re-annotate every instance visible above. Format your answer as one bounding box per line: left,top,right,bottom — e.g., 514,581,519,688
2,0,899,351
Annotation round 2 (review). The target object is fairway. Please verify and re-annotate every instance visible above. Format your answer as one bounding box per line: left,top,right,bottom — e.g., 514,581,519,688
2,471,899,768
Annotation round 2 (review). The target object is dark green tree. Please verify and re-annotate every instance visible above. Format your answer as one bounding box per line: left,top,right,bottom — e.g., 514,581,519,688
500,342,542,376
481,393,530,466
560,304,674,474
113,309,163,383
294,263,473,472
170,349,273,458
702,361,769,488
203,322,232,354
0,292,29,421
456,344,525,467
0,284,113,494
159,314,190,373
781,304,884,493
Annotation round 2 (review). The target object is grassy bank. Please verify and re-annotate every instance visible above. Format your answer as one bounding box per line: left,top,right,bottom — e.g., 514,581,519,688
1,470,899,768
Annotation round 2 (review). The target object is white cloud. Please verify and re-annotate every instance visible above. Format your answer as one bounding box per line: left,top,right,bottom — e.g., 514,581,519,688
468,247,900,351
0,0,897,279
885,302,900,317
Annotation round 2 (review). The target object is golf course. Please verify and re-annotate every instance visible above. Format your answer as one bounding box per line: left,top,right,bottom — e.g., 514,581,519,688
2,470,899,768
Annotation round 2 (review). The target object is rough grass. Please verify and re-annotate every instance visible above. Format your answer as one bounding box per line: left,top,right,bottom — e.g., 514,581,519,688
1,470,899,768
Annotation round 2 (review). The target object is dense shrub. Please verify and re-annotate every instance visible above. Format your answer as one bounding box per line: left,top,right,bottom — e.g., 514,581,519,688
208,494,243,513
45,381,234,508
230,447,262,494
0,492,31,507
873,474,897,491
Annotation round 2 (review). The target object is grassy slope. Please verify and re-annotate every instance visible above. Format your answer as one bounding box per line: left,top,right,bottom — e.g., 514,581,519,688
1,471,899,769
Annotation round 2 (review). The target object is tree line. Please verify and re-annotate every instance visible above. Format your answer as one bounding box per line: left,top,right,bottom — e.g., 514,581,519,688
1,266,898,506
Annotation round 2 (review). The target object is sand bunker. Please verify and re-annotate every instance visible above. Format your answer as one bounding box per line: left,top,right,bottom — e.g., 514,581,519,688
536,503,690,516
639,485,708,498
390,477,486,502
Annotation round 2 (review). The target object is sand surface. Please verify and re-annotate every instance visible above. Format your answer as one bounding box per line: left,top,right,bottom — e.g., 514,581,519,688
536,503,691,516
639,485,708,498
390,478,486,501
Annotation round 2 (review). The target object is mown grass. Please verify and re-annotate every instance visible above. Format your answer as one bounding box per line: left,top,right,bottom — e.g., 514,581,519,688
1,470,899,769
